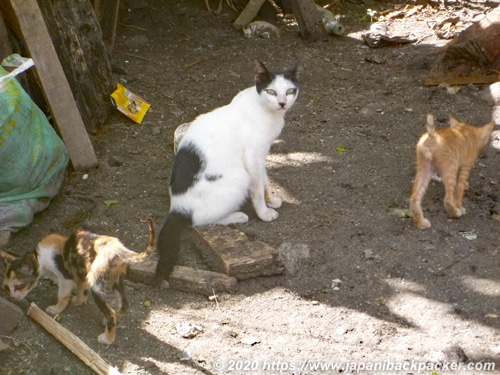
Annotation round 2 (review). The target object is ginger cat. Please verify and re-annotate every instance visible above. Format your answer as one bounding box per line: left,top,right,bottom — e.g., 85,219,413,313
410,114,494,229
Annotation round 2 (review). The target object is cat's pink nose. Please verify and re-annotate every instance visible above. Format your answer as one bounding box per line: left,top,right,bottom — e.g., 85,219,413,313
279,102,286,108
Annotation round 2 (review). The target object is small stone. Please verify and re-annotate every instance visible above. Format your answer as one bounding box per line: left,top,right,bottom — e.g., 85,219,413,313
331,279,343,291
176,323,204,339
241,336,260,346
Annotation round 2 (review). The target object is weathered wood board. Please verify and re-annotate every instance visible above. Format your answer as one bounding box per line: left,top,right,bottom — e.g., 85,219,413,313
129,226,284,293
8,0,99,171
195,226,284,280
128,262,238,296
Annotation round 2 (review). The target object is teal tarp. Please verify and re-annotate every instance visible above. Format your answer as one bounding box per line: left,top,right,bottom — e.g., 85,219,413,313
0,65,69,232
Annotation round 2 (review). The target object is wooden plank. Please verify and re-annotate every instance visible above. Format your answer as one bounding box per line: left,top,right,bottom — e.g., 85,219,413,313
27,303,122,374
128,261,238,296
9,0,98,171
217,241,284,280
195,226,284,280
0,296,23,335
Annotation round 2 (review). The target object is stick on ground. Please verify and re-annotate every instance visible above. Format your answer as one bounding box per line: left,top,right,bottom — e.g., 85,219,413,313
27,303,122,375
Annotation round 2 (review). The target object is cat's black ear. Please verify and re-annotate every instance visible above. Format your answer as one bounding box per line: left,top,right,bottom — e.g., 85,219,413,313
253,59,273,90
284,59,301,84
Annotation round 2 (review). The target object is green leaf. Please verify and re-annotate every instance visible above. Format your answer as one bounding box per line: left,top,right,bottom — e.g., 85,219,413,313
336,146,346,152
103,200,119,207
144,300,151,307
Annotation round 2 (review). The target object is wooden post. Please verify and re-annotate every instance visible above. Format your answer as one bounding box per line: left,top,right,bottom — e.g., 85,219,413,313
8,0,99,171
286,0,328,42
37,0,114,134
93,0,121,55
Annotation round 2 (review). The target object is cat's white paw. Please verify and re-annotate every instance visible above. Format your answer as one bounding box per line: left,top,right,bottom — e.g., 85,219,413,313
266,195,282,209
98,332,114,345
258,208,279,222
47,305,61,316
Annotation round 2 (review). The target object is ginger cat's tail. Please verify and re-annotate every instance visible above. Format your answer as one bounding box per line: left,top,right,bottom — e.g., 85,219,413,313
123,217,156,264
426,113,435,136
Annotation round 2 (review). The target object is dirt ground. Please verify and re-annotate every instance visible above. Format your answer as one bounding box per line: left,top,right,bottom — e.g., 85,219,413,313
2,0,500,374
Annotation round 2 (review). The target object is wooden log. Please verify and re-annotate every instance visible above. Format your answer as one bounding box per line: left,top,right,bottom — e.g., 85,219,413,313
286,0,328,42
0,10,12,59
0,296,23,335
92,0,120,55
424,5,500,85
128,262,238,296
37,0,114,134
8,0,99,170
27,303,122,375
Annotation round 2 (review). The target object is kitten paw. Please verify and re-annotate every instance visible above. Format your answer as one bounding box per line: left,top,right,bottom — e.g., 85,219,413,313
47,305,62,316
414,218,431,230
266,195,282,209
98,333,115,345
257,208,279,222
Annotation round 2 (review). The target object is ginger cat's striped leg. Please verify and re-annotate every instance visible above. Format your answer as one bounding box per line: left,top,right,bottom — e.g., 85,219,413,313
442,170,463,219
410,157,433,229
453,164,473,216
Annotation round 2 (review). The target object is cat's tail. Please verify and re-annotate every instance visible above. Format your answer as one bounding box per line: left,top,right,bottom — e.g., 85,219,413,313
426,113,436,136
153,211,192,286
123,217,156,264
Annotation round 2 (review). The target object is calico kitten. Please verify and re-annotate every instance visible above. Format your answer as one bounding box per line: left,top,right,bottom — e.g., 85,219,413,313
154,59,300,285
410,114,494,229
1,218,155,345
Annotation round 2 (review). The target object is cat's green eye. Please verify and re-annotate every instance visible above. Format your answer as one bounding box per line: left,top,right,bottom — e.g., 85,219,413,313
265,89,277,96
286,88,297,95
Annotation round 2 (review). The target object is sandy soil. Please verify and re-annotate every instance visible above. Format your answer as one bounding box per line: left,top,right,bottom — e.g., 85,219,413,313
2,1,500,374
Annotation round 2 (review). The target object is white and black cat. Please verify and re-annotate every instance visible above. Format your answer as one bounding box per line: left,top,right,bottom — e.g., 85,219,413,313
154,59,300,285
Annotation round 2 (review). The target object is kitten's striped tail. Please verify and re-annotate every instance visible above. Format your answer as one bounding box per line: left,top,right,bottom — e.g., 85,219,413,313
125,217,156,264
426,113,436,136
153,211,192,286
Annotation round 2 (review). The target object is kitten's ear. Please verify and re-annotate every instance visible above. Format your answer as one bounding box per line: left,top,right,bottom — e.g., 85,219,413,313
448,115,460,128
0,249,19,266
284,59,301,83
19,252,38,275
253,59,272,85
